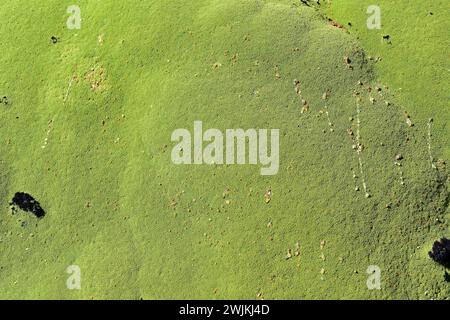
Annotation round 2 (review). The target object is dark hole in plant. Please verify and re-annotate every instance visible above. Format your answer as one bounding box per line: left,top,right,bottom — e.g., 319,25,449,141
0,96,8,105
429,238,450,268
300,0,311,7
9,192,45,218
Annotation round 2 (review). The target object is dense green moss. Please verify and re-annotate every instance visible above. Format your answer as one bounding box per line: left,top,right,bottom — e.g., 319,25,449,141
0,0,448,299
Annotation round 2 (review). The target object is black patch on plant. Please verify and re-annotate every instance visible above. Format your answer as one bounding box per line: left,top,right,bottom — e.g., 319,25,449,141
51,36,59,44
300,0,314,7
428,238,450,268
0,96,8,105
382,35,392,45
9,192,45,218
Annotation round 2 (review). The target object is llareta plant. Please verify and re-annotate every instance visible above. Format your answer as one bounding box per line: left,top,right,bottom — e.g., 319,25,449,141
429,238,450,268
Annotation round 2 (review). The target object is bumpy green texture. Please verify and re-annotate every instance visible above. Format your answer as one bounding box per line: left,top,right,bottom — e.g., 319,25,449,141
0,0,448,299
322,0,450,160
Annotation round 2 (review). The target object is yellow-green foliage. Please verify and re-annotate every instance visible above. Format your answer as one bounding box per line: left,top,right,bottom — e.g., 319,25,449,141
0,0,448,299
